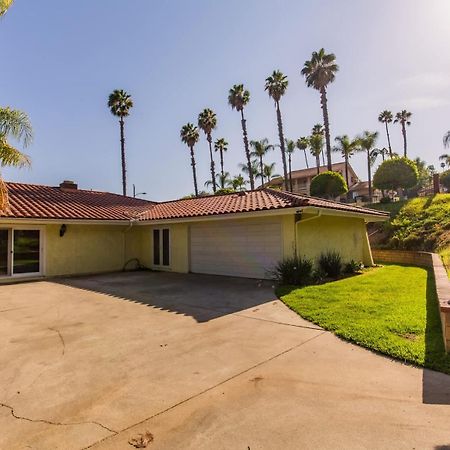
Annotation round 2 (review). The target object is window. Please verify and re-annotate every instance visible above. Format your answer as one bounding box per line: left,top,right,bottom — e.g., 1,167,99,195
153,228,170,266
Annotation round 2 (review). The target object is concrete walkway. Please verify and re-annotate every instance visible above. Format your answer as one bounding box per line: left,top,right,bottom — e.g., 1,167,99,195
0,272,449,449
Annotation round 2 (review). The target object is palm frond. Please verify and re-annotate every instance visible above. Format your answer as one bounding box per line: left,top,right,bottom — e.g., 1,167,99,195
0,137,31,167
0,107,33,147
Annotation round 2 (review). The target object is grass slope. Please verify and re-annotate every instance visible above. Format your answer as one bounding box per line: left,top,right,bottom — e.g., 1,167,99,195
278,265,450,374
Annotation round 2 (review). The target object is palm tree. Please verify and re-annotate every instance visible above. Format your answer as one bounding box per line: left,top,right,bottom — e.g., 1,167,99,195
394,110,412,157
214,138,228,187
265,70,289,190
357,131,379,200
301,49,339,171
204,171,232,191
378,110,393,157
239,160,259,185
108,89,133,196
309,132,324,175
333,135,358,188
230,174,247,191
250,138,273,186
0,0,14,16
439,154,450,168
180,123,200,197
443,131,450,148
296,137,309,168
198,108,217,193
263,163,281,184
228,84,254,190
311,124,326,165
0,107,33,210
285,139,296,192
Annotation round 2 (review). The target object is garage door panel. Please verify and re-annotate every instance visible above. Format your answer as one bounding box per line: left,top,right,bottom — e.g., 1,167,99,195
189,220,283,279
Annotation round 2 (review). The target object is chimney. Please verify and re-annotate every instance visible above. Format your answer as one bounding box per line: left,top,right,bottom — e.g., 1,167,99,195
59,180,78,191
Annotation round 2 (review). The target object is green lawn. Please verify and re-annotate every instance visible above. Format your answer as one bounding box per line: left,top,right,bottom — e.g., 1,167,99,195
278,265,450,375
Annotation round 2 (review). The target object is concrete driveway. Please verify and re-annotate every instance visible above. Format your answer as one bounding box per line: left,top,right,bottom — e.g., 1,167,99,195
1,271,450,450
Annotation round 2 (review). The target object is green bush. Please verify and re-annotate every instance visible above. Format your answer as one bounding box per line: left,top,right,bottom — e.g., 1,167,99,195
441,170,450,190
271,256,313,286
310,171,348,199
214,188,235,195
344,260,363,274
379,196,391,204
373,157,419,191
318,251,342,277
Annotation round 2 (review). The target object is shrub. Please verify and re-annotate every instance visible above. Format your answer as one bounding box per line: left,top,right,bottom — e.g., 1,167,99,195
312,267,327,283
373,157,419,191
214,188,235,195
271,256,313,286
310,171,348,199
318,251,342,277
379,196,391,204
441,170,450,190
344,260,363,274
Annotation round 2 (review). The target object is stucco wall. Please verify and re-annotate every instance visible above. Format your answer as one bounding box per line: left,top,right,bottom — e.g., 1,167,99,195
296,214,373,266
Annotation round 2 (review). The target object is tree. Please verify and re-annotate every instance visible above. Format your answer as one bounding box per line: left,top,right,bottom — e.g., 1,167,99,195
230,174,247,191
311,124,325,165
441,170,450,190
198,108,217,193
301,49,339,171
394,110,412,157
250,138,273,187
439,153,450,168
0,107,33,210
265,70,289,190
263,163,280,183
378,110,393,157
443,131,450,148
108,89,133,196
333,135,358,188
285,139,296,191
205,171,232,191
180,123,200,197
373,157,419,192
0,0,13,16
356,131,379,200
308,132,324,175
214,138,228,187
296,137,309,168
239,160,259,186
310,171,348,199
228,84,253,189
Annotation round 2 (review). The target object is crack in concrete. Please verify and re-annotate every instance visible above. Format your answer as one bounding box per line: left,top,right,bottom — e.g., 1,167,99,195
48,327,65,355
83,330,327,449
0,402,118,435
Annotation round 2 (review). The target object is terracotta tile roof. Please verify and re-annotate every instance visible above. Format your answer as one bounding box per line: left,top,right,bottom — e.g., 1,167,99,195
0,182,154,221
0,183,388,222
138,189,389,221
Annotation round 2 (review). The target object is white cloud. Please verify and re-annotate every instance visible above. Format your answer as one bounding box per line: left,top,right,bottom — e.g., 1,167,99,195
393,96,450,110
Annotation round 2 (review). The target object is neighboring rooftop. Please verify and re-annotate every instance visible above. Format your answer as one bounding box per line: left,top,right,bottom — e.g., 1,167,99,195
0,182,389,222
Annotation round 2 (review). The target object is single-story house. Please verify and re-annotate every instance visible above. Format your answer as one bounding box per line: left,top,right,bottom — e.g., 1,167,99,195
0,180,388,281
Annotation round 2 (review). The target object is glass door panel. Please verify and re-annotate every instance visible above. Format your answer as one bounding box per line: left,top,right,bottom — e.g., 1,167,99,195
0,229,8,275
13,230,40,274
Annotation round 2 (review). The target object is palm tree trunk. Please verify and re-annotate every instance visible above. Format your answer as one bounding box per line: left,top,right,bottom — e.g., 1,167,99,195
275,101,288,190
402,122,407,157
303,150,309,168
259,155,264,186
385,122,392,157
367,149,372,200
190,145,199,197
220,149,224,187
240,109,254,190
207,134,216,193
320,87,332,171
344,153,349,187
288,153,293,192
316,154,320,175
119,117,127,196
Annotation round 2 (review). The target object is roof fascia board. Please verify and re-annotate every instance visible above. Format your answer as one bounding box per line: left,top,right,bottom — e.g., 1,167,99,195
0,218,132,226
301,206,388,222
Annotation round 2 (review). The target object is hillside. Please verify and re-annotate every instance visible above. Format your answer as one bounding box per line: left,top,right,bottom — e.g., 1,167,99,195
368,194,450,272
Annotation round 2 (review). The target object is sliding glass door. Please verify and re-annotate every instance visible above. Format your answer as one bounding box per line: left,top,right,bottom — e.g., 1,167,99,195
0,229,8,275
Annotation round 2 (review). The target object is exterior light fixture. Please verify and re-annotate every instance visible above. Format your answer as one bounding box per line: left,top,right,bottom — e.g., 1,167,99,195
59,224,67,237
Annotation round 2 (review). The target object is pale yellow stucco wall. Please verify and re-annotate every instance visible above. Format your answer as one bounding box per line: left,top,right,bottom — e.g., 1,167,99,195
296,213,373,266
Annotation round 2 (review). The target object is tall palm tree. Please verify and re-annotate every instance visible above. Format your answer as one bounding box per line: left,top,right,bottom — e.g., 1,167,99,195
0,107,33,210
439,154,450,168
263,163,280,184
285,139,296,192
443,131,450,148
311,123,326,165
357,131,379,200
394,110,412,157
180,123,200,197
0,0,14,16
214,138,228,187
228,84,254,190
333,135,358,188
301,49,339,171
204,171,232,191
296,137,309,168
250,138,273,186
378,110,393,157
265,70,289,190
230,174,247,191
239,160,259,185
198,108,217,193
309,132,324,175
108,89,133,196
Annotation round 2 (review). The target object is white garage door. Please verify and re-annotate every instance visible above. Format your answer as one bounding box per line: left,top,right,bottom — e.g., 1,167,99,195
190,220,283,279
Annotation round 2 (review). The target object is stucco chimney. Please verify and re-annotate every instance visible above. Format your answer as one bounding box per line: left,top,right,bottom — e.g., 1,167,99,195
59,180,78,191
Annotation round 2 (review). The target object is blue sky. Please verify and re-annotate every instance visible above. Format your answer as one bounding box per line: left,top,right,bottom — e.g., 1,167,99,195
1,0,449,200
